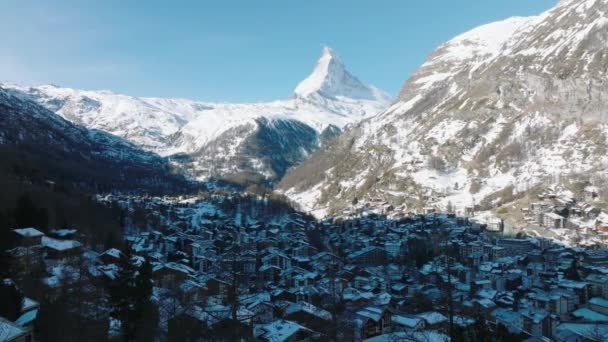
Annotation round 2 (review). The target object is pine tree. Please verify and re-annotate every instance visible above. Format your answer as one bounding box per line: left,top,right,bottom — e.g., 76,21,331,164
13,194,48,231
133,260,157,342
109,246,157,341
0,281,23,321
110,246,138,341
0,211,15,278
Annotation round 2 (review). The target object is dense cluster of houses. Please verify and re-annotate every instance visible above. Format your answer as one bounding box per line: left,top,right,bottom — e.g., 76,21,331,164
4,190,608,341
1,228,79,342
520,186,608,247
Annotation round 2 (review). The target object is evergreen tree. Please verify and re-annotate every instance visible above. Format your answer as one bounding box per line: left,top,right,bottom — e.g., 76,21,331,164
109,246,156,341
133,260,158,342
0,281,23,321
0,211,15,278
168,314,207,342
36,292,70,342
565,260,581,281
13,194,48,230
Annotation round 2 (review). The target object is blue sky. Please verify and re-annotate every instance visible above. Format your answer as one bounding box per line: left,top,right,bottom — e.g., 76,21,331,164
0,0,556,102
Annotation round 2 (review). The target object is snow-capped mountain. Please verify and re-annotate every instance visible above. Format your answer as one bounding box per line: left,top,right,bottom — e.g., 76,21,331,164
294,47,390,101
279,0,608,217
3,47,390,184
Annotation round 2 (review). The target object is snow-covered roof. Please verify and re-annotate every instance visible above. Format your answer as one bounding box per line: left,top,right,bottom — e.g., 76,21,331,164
364,331,449,342
392,315,424,328
42,236,81,251
417,312,448,325
254,319,312,342
15,308,38,327
284,301,332,321
21,297,39,312
356,306,385,322
100,248,122,259
572,308,608,322
589,297,608,308
14,228,44,238
0,317,27,341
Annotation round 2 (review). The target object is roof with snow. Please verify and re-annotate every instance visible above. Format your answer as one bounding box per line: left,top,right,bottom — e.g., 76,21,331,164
42,236,81,251
0,317,27,341
589,297,608,308
14,228,44,238
392,315,424,328
417,312,448,325
254,319,312,342
284,301,332,321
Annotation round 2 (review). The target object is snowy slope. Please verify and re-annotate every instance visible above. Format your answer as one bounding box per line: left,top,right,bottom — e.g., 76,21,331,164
3,48,391,183
279,0,608,217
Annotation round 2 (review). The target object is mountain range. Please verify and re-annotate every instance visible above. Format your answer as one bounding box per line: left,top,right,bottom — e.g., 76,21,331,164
2,0,608,221
2,47,390,186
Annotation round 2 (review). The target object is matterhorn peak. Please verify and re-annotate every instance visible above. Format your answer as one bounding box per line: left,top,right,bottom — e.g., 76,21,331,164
294,47,390,102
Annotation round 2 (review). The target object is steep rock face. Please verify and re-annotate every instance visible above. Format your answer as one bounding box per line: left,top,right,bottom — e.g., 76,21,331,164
279,0,608,217
3,48,390,184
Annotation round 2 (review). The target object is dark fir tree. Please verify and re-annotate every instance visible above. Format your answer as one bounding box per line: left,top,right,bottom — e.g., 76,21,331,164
0,280,23,321
13,194,48,231
109,246,157,341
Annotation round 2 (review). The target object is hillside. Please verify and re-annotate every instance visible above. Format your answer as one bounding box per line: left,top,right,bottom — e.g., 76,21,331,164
278,0,608,217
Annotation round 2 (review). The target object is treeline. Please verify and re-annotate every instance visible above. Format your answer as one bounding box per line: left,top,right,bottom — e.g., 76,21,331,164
0,152,126,249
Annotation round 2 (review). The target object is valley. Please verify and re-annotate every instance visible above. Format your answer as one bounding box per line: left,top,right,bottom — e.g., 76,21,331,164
2,0,608,341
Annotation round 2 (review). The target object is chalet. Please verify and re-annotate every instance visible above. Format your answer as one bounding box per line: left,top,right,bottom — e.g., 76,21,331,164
391,315,425,331
97,248,122,265
284,301,332,332
416,311,448,330
543,212,565,229
259,265,282,283
558,280,590,305
521,308,551,338
42,237,81,261
247,301,275,324
152,262,192,289
204,277,230,298
179,279,207,303
261,252,291,270
354,306,392,339
384,241,402,258
13,228,44,246
390,283,408,297
585,274,608,299
254,319,313,342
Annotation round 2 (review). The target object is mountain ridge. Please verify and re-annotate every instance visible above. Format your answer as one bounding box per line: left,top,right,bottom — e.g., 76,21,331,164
2,47,391,185
278,0,608,218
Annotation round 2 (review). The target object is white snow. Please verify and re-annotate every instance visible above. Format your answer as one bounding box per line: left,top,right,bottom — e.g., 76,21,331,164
294,47,391,102
0,318,26,341
2,47,391,181
42,236,82,251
